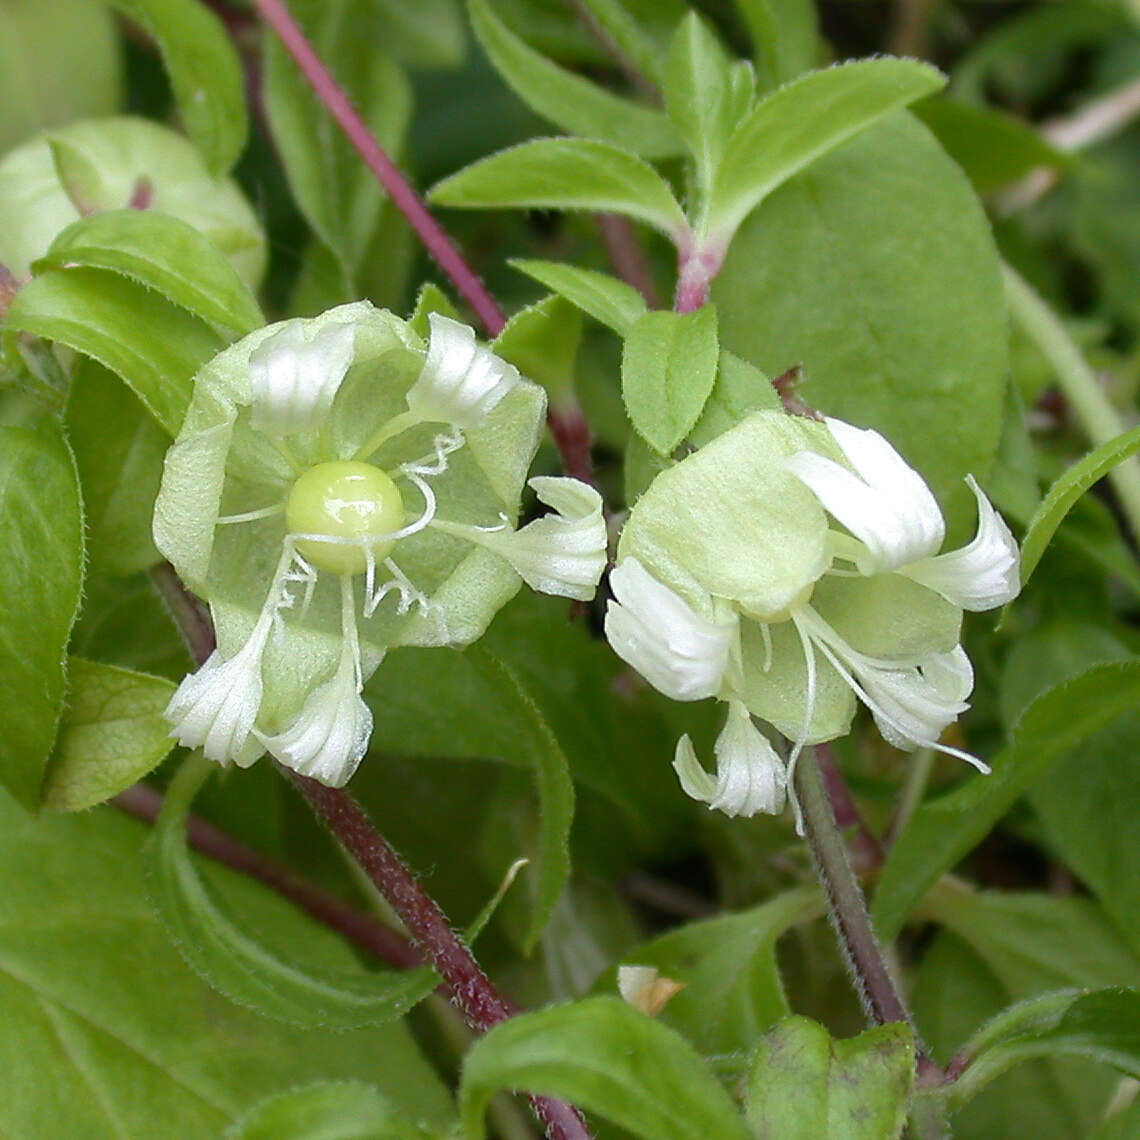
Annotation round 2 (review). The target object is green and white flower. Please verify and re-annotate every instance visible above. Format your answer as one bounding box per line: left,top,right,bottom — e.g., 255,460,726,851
158,303,607,786
605,409,1019,829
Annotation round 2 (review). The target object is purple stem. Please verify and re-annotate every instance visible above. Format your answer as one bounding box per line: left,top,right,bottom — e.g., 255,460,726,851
248,0,505,337
284,769,592,1140
596,213,660,308
672,244,723,313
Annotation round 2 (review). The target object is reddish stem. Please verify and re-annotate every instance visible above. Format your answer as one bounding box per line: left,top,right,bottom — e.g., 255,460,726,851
815,743,883,873
248,0,505,336
284,769,592,1140
596,213,660,308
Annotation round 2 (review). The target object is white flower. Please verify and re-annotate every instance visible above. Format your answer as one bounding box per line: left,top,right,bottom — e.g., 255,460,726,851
165,619,272,767
605,557,737,701
248,319,357,437
405,312,520,429
901,476,1020,611
673,700,787,817
435,476,607,601
792,606,985,769
260,642,374,787
786,417,1019,610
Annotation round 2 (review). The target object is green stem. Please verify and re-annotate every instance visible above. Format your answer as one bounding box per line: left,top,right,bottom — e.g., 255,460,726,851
796,747,914,1029
1002,262,1140,547
887,746,935,847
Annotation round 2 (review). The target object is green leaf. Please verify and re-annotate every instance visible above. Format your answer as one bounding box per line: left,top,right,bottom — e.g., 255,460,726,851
744,1017,915,1140
688,349,779,446
264,1,412,297
615,887,821,1057
459,996,753,1140
108,0,247,174
4,266,224,435
226,1081,443,1140
38,210,263,338
430,138,688,239
714,112,1008,534
622,306,719,453
705,59,945,244
510,259,648,335
663,13,742,190
65,358,167,576
912,99,1066,195
873,660,1140,940
492,294,582,408
42,658,175,812
409,282,462,338
370,0,464,68
1018,424,1140,590
364,645,574,951
0,418,83,811
147,756,438,1027
949,989,1140,1111
0,788,455,1135
469,0,680,159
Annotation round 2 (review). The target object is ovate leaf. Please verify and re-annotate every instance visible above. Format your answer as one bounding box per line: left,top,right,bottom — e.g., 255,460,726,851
109,0,247,173
4,266,224,435
460,996,752,1140
0,418,83,811
714,112,1008,532
706,59,945,244
430,139,688,239
622,306,719,453
38,210,263,338
492,294,582,408
470,0,680,159
510,259,647,335
745,1017,915,1140
146,756,438,1027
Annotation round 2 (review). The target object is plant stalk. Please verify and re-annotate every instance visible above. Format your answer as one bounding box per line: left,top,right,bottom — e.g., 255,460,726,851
1003,262,1140,547
797,746,914,1029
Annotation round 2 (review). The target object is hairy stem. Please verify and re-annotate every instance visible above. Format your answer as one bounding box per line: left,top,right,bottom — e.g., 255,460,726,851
1003,262,1140,547
797,746,914,1029
814,743,883,872
283,769,592,1140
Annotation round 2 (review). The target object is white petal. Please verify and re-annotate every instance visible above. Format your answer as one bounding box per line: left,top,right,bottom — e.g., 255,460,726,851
786,418,944,573
405,313,520,429
902,476,1020,611
605,558,735,701
479,476,607,600
261,649,374,787
248,319,356,437
165,636,268,767
672,702,786,818
796,605,987,771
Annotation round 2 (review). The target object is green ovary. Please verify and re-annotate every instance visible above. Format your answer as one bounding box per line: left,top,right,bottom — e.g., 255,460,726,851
285,461,405,575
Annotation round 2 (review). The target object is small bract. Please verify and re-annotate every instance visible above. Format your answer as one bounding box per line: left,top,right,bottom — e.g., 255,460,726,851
606,409,1019,830
156,304,607,786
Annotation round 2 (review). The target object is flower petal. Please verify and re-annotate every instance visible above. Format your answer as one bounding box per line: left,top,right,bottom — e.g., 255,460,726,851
786,417,944,573
248,319,356,437
605,558,735,701
672,701,787,818
453,476,607,601
260,646,374,787
165,634,268,767
902,475,1020,611
405,313,520,429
